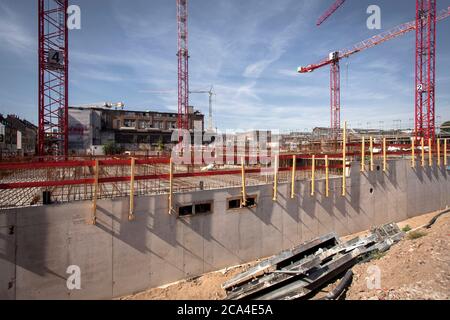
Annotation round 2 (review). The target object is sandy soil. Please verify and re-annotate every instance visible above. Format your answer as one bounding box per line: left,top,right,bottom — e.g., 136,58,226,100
120,263,257,300
344,211,450,300
121,210,450,300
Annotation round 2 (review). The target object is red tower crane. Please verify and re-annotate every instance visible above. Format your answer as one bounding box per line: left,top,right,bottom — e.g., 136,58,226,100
298,6,450,135
177,0,189,140
317,0,347,26
415,0,436,141
38,0,69,156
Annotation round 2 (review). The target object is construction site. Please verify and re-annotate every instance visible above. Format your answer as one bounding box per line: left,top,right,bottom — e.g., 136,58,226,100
0,0,450,301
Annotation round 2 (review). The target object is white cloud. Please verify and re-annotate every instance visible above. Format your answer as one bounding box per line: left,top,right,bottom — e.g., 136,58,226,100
0,3,34,55
242,1,319,78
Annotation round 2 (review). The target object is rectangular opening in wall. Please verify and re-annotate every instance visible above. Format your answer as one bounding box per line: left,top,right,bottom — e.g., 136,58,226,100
178,201,213,217
195,202,212,215
228,198,241,210
227,195,257,210
243,196,257,208
178,205,193,216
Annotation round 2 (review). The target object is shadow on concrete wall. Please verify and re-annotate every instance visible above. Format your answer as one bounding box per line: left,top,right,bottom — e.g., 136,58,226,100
1,160,449,299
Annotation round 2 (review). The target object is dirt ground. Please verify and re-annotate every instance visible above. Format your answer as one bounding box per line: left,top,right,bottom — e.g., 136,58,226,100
343,211,450,300
121,210,450,300
120,263,257,300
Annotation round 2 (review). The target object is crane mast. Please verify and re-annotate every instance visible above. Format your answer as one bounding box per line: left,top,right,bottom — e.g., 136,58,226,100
38,0,69,156
415,0,436,141
298,6,450,136
190,86,215,132
177,0,189,140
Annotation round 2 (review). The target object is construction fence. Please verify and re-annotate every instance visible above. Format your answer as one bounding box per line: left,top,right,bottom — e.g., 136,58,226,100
0,137,448,209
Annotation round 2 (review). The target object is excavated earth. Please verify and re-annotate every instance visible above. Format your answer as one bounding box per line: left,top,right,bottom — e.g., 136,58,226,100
121,211,450,300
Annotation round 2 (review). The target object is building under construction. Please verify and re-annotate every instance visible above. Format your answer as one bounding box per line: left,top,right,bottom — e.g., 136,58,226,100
0,0,449,301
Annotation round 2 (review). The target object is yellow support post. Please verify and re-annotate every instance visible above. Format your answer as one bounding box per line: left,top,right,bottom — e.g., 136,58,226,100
421,137,425,167
411,138,415,168
370,136,374,171
128,157,136,221
311,155,315,196
241,157,247,207
272,155,278,202
291,155,296,199
383,138,387,172
342,121,347,197
428,138,432,167
325,155,329,198
445,139,448,166
168,158,173,215
437,139,441,167
361,136,365,172
91,159,99,225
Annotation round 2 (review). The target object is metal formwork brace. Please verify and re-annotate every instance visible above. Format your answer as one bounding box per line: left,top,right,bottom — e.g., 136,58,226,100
370,136,374,171
129,157,136,221
421,137,425,167
361,136,365,172
168,158,174,215
273,155,278,201
428,138,433,167
445,139,448,166
437,139,441,167
291,155,296,199
241,157,247,207
91,159,99,225
342,121,347,197
325,155,329,197
311,155,315,196
383,138,387,172
411,138,416,168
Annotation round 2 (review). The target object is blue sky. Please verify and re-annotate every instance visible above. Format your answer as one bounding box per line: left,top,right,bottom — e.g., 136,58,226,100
0,0,449,131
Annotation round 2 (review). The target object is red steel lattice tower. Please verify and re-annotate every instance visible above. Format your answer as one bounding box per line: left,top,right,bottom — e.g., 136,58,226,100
415,0,436,141
38,0,69,156
177,0,189,139
299,6,449,138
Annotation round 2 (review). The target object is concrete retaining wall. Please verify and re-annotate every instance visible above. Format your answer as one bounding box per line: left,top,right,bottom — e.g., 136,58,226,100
1,160,449,299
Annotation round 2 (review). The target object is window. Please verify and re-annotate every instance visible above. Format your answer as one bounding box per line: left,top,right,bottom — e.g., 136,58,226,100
139,120,152,129
227,195,257,210
179,205,193,216
169,122,177,129
195,203,212,214
228,199,241,210
178,201,213,217
244,197,256,207
123,119,136,128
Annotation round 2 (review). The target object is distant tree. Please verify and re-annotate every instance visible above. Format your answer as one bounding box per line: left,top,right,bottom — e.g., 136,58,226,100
103,141,123,155
156,136,165,152
441,121,450,134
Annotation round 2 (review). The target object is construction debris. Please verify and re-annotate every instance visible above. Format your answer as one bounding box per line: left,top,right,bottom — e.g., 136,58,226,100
223,223,404,300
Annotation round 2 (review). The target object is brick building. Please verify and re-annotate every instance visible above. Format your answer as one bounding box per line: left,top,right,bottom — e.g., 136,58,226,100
68,107,204,155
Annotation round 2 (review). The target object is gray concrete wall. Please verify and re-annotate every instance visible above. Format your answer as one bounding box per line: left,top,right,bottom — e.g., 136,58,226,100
0,159,449,299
